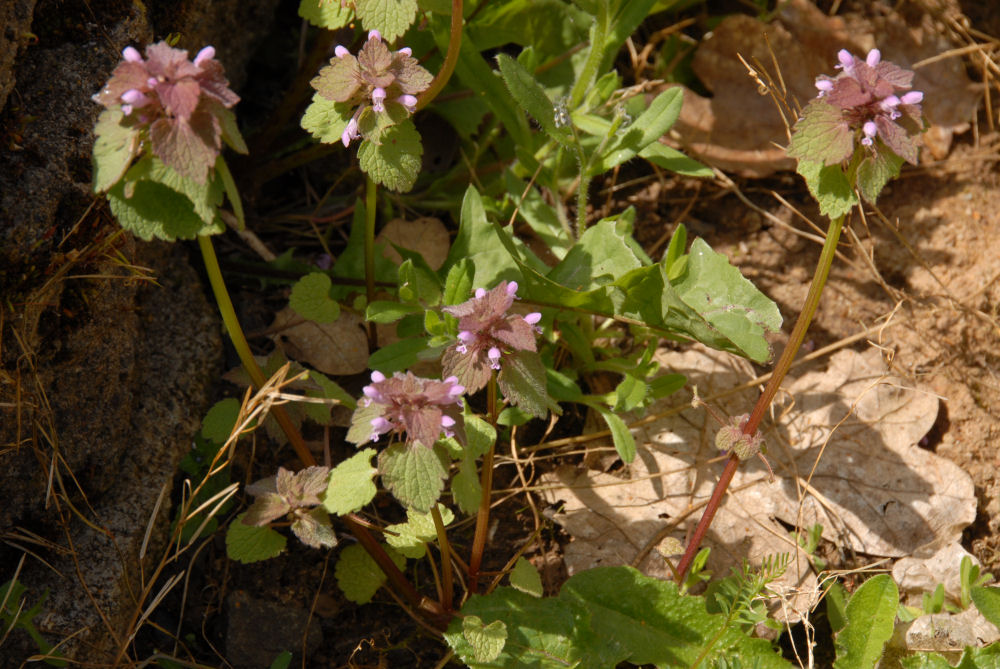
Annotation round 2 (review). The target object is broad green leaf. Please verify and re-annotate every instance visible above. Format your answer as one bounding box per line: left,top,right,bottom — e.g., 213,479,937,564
201,398,241,444
662,223,687,278
589,404,636,463
384,504,454,558
367,336,430,374
443,258,475,306
496,53,573,147
509,557,543,597
357,119,423,192
971,586,1000,629
366,300,422,324
355,0,418,42
833,574,899,669
442,186,542,289
673,238,783,363
217,107,249,155
290,272,340,323
796,159,857,220
497,351,559,419
826,581,850,634
856,148,904,204
226,513,287,564
463,616,507,664
322,449,378,515
334,542,406,604
107,178,222,241
398,257,442,305
548,217,646,290
648,373,685,401
613,373,646,412
268,650,293,669
465,0,587,54
298,0,353,29
588,87,683,175
301,93,352,144
92,109,138,193
379,442,449,512
503,174,573,260
561,567,792,667
445,587,623,669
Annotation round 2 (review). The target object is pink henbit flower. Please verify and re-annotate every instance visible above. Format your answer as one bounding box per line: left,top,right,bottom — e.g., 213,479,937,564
806,48,924,164
441,281,542,393
92,42,240,183
360,371,465,447
310,30,433,147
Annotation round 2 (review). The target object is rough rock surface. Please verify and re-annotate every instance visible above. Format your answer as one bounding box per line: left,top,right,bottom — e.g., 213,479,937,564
0,0,279,662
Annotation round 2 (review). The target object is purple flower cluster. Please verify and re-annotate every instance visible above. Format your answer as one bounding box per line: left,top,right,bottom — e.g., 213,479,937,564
360,371,465,447
310,30,433,147
92,42,240,183
442,281,542,393
808,48,924,164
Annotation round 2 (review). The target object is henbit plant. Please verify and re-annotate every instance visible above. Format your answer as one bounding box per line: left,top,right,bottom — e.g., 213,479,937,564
86,3,999,668
672,47,927,583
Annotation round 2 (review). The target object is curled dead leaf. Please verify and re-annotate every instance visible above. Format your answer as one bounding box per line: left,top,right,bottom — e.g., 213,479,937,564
270,307,368,375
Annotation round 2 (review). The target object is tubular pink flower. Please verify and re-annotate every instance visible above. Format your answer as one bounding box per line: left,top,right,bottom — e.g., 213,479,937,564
398,47,412,56
121,89,150,106
368,30,381,42
334,45,350,58
341,115,360,148
837,49,854,70
474,288,486,299
901,91,924,105
815,78,834,94
866,49,881,67
861,121,877,146
524,312,542,325
371,87,387,112
194,46,215,66
397,94,418,112
122,46,142,62
487,347,502,370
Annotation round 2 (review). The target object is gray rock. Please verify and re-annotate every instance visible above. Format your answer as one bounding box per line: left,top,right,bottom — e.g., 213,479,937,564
226,590,324,669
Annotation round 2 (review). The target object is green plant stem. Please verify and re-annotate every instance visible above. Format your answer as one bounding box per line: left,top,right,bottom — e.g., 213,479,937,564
431,504,454,612
417,0,463,111
674,213,845,583
468,374,500,593
364,175,377,347
197,235,316,468
576,168,591,235
198,235,424,613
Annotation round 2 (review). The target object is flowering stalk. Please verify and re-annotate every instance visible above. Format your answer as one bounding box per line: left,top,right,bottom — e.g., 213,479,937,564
677,47,922,583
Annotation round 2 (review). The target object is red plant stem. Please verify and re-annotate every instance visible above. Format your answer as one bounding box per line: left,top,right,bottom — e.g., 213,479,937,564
674,214,845,584
417,0,463,111
468,375,499,592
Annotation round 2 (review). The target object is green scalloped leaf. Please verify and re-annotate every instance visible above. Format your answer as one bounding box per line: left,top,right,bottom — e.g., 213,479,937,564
357,119,423,192
298,0,354,29
463,616,507,663
334,542,406,604
384,503,454,558
301,93,352,144
379,442,449,512
497,350,559,419
290,272,341,323
107,177,223,241
92,109,139,193
788,99,855,167
201,398,241,444
355,0,418,42
796,159,857,220
322,448,378,515
226,512,287,564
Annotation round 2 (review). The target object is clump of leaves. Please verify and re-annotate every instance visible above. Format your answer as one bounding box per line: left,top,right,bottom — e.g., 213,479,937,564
788,48,924,209
92,42,243,185
302,30,432,191
244,466,336,549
